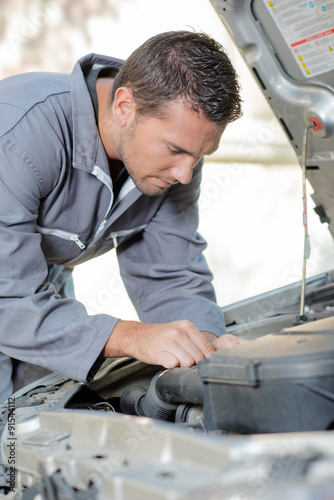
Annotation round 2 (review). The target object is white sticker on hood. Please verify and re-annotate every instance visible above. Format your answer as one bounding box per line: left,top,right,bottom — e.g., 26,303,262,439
264,0,334,77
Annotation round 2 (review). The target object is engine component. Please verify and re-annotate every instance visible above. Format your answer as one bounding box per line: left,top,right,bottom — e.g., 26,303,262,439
199,322,334,434
120,367,203,421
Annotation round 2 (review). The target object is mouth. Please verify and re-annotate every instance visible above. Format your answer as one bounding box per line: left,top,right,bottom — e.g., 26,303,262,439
153,177,178,188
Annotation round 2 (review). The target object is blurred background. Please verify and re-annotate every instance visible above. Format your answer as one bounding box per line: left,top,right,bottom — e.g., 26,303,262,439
1,0,334,321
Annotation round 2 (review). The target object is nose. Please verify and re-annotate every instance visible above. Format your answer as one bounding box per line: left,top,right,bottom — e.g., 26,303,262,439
170,156,199,185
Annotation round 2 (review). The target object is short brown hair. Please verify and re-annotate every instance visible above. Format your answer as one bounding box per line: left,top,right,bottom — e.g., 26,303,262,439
111,30,242,125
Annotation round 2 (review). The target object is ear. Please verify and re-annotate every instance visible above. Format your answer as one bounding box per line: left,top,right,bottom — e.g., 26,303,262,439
112,87,136,127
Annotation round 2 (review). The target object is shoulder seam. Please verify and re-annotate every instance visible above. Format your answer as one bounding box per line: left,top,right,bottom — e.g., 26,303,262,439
0,90,69,139
0,136,46,196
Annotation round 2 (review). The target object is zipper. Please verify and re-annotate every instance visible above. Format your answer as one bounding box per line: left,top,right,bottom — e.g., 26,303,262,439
92,166,137,238
91,166,114,237
107,225,147,249
108,233,119,248
36,225,86,249
35,169,136,251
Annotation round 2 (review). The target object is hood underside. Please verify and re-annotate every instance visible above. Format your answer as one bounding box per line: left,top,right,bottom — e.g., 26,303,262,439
210,0,334,237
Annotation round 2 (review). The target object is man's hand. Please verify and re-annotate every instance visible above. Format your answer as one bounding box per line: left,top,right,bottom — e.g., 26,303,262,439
201,330,248,350
102,321,248,369
103,319,215,369
211,333,248,350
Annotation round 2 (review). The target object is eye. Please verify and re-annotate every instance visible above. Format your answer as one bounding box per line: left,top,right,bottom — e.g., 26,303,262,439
169,148,182,155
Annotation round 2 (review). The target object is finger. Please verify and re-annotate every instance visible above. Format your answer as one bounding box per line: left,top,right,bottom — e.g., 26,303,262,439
158,351,181,370
164,328,205,366
212,334,247,351
236,337,248,344
177,320,215,358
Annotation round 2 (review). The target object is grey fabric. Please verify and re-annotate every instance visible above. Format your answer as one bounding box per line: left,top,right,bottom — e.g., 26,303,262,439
0,353,13,404
0,53,226,400
48,265,75,299
0,265,74,403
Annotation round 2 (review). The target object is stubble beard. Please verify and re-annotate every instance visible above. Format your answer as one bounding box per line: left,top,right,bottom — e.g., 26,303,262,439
117,126,168,197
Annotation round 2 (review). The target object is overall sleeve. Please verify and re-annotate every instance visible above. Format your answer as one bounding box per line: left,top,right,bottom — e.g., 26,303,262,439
0,138,117,383
117,162,226,337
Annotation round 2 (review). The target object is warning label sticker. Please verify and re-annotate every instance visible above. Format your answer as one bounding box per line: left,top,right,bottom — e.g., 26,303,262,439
264,0,334,77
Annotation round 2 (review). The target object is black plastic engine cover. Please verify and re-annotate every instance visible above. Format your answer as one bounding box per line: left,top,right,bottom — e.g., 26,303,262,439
199,318,334,433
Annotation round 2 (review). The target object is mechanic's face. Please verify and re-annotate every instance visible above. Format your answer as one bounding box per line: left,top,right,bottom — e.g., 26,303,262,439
116,100,225,196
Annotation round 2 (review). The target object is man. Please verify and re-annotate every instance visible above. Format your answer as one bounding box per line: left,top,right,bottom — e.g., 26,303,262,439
0,30,244,403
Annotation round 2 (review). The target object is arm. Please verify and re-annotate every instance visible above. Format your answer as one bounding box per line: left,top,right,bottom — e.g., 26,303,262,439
117,162,226,335
109,161,247,365
0,138,117,383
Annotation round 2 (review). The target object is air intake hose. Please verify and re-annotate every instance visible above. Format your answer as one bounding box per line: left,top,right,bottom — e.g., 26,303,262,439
120,366,204,421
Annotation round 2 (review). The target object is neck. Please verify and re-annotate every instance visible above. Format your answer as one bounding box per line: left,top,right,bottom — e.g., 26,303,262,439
96,78,120,162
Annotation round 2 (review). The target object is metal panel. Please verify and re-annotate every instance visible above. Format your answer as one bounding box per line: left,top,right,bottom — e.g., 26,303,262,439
210,0,334,236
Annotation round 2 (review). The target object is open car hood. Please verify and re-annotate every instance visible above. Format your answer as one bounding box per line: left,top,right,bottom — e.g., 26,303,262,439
210,0,334,235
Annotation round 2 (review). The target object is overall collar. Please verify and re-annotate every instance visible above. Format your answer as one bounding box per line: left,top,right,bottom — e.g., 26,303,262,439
70,53,124,176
